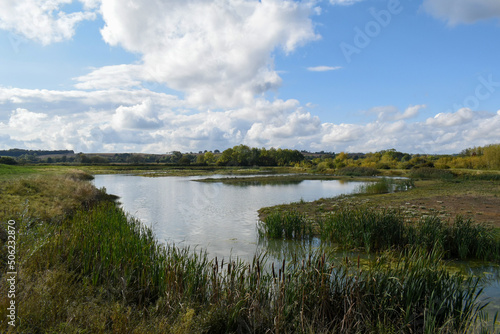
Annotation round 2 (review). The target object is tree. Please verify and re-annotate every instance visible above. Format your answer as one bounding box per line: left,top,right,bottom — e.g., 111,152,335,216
179,156,191,165
204,151,215,164
196,154,206,165
0,156,17,165
217,148,235,166
483,144,500,169
170,151,183,163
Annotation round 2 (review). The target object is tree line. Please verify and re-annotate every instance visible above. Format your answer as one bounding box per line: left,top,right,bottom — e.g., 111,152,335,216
1,144,499,170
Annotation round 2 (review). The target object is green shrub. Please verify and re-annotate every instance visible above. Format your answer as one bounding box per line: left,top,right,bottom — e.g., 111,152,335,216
409,167,455,180
336,166,379,176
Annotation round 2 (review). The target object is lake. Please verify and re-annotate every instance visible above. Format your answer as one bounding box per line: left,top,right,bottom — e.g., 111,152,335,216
93,174,362,260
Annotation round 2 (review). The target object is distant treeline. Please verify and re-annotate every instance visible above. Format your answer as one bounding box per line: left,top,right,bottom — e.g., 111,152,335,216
1,144,499,170
0,149,74,157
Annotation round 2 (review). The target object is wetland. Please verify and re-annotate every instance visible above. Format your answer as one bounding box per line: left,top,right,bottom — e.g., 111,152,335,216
1,164,499,333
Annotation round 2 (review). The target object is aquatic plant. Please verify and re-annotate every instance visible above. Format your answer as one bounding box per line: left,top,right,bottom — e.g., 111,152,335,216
257,210,312,239
261,206,500,262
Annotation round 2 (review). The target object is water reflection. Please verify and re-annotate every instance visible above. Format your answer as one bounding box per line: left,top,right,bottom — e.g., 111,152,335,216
93,174,362,260
94,174,500,318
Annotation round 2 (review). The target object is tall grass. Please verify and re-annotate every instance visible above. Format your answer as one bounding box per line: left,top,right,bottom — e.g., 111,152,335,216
45,202,213,306
257,210,312,239
356,177,416,194
260,206,500,261
407,215,500,261
2,200,496,333
321,207,405,253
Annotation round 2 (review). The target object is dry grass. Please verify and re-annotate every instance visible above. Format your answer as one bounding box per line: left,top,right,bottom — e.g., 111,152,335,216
0,170,111,224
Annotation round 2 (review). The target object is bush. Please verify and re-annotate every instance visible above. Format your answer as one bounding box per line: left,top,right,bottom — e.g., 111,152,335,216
336,166,379,176
0,156,17,165
409,167,455,180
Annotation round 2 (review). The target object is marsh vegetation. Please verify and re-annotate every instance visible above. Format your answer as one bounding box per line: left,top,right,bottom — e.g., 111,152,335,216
0,163,499,333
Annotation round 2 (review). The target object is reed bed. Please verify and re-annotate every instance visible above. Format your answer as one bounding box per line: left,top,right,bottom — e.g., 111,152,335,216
260,206,500,262
257,210,313,239
50,204,494,332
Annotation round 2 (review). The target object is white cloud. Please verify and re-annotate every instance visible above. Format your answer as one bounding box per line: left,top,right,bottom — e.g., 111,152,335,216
329,0,363,6
1,87,500,154
307,66,342,72
89,0,320,108
426,108,476,127
372,104,426,122
73,65,144,90
422,0,500,25
8,108,47,134
0,0,96,45
112,99,163,130
79,0,100,10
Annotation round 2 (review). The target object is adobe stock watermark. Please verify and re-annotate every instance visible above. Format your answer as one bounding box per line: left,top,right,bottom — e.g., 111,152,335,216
8,33,28,54
5,220,17,327
445,74,500,113
340,0,407,64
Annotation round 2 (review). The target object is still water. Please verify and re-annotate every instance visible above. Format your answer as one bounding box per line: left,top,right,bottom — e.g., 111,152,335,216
93,174,361,260
94,174,500,317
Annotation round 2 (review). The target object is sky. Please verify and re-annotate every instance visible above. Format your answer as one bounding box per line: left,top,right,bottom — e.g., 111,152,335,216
0,0,499,154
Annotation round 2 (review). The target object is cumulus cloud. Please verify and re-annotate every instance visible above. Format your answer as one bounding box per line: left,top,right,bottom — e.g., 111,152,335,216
307,66,342,72
1,1,498,155
0,0,96,45
112,99,164,130
1,87,500,154
422,0,500,25
86,0,320,107
426,108,477,127
372,105,426,122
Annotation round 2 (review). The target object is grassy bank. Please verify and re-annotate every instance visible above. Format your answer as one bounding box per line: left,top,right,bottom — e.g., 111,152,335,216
260,176,500,229
0,168,498,332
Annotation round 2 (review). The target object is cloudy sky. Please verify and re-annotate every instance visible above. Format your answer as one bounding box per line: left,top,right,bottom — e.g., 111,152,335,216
1,0,499,154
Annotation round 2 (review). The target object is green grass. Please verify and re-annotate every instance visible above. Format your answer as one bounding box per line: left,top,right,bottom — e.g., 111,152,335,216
336,166,380,176
260,206,500,262
409,167,455,180
257,210,313,239
3,201,495,333
0,170,498,333
0,164,37,177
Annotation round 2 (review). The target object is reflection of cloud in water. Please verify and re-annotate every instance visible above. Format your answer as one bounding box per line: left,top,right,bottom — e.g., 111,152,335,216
93,174,362,261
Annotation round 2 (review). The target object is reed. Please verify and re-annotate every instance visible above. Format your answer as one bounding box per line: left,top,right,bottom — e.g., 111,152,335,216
261,206,500,261
4,201,496,333
356,177,415,195
257,209,312,239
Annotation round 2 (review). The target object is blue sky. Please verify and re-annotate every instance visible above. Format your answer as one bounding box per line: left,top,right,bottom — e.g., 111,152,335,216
1,0,499,154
